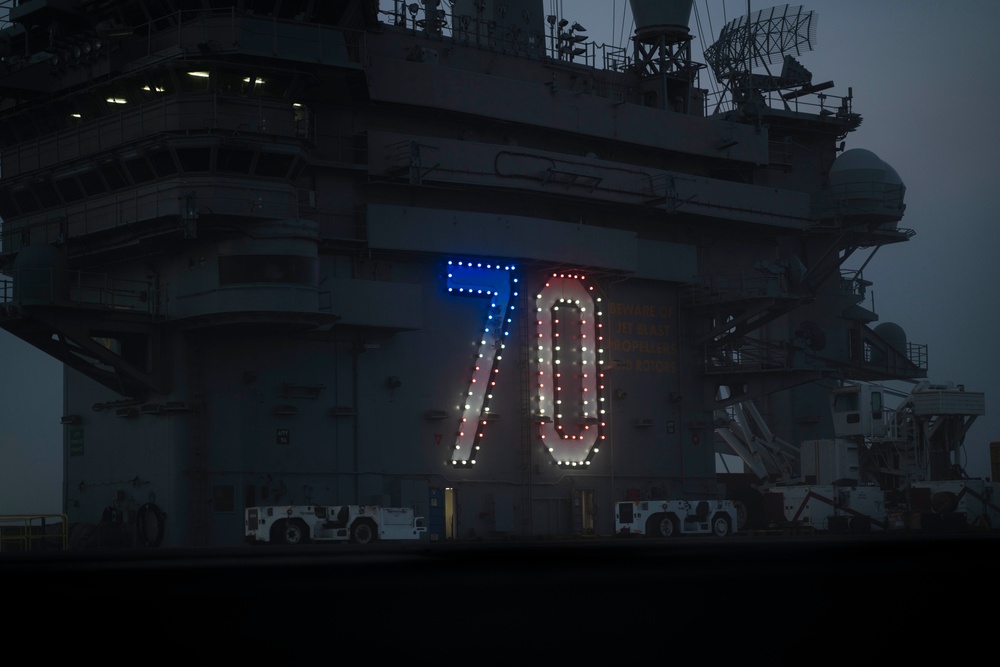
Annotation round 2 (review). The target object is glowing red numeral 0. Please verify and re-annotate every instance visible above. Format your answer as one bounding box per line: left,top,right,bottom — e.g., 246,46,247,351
533,273,605,467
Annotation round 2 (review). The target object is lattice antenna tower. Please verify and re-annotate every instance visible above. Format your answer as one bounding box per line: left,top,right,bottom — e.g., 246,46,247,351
703,4,817,113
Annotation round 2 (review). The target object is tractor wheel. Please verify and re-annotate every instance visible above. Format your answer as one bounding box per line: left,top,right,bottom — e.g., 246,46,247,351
282,520,309,545
731,489,765,531
350,519,377,544
711,513,732,537
650,513,678,538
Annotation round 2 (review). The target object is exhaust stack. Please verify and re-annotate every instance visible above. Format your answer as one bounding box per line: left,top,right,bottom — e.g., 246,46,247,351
628,0,693,38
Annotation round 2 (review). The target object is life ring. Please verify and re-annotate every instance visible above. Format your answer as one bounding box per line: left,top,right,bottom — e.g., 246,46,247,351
136,503,166,547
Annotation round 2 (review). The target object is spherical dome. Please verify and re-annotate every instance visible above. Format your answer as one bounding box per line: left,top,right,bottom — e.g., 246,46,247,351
874,322,907,353
828,149,906,223
11,243,69,303
882,161,903,187
830,148,885,174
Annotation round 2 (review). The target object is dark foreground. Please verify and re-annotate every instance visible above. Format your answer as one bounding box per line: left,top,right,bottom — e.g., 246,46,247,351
6,533,998,663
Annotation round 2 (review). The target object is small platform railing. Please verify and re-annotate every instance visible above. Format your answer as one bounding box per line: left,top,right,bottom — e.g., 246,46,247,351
0,514,69,552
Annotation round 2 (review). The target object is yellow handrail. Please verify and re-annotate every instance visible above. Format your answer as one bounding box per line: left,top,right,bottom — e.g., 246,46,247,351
0,514,69,552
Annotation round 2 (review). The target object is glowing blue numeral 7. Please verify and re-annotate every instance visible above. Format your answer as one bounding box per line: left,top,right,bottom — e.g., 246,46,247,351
446,260,518,467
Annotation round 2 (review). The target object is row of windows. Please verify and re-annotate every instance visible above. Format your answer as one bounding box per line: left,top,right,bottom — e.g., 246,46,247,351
219,254,319,286
0,64,300,147
0,142,304,217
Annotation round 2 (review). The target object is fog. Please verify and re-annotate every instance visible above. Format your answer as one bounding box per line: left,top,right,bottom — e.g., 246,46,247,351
1,0,996,514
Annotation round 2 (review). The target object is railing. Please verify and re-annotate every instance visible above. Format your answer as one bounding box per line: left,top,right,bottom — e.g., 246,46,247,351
0,4,367,150
0,514,68,552
906,342,928,371
2,178,307,254
116,7,365,70
819,181,906,220
381,0,630,71
703,82,856,120
683,268,790,306
1,94,308,178
2,0,857,125
705,337,789,374
0,268,157,315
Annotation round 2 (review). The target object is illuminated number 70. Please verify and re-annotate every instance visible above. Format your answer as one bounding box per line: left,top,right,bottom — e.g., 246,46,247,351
446,260,518,467
534,273,606,467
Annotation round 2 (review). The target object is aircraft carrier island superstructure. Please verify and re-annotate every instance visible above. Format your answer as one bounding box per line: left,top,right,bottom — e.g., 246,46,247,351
3,0,981,548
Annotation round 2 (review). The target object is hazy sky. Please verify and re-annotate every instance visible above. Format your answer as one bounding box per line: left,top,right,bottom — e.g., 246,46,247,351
1,0,998,514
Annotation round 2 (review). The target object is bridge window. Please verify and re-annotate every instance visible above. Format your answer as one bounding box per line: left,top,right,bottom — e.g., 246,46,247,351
123,155,156,184
254,153,296,179
55,177,86,203
176,147,212,172
78,168,107,197
99,159,130,190
218,146,255,174
148,147,178,177
219,255,319,285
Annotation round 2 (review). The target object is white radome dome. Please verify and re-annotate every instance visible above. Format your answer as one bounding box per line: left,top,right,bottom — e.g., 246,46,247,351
828,148,906,223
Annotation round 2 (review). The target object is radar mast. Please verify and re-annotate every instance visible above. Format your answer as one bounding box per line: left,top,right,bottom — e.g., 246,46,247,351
704,4,823,115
